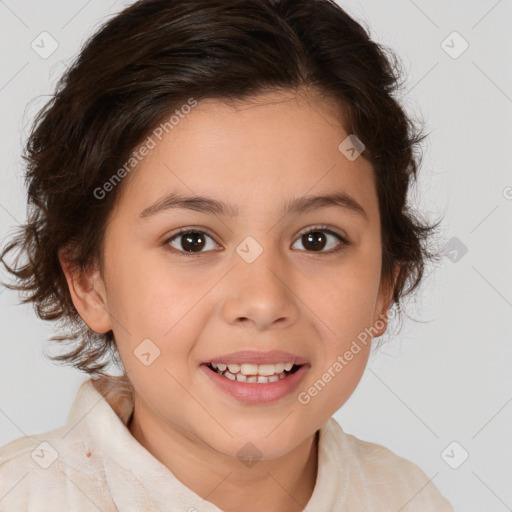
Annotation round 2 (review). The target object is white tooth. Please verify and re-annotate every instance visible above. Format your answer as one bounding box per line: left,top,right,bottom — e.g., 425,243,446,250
240,363,258,376
258,364,277,376
236,373,247,382
211,362,218,369
224,371,236,380
217,363,227,371
257,375,269,383
246,376,258,383
279,373,286,379
268,375,279,382
275,363,285,373
227,363,240,374
284,362,293,371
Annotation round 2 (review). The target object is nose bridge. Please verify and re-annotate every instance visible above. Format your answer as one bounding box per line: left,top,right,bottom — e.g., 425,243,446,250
238,235,284,290
221,234,298,329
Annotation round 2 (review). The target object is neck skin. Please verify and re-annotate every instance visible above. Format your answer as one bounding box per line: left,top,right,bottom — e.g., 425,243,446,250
127,394,319,512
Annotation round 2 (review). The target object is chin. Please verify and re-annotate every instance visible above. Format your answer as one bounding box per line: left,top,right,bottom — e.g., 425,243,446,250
199,422,310,461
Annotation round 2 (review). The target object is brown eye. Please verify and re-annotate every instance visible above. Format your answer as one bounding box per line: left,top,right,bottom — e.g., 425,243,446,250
180,232,206,252
292,228,347,253
166,230,218,253
301,231,328,251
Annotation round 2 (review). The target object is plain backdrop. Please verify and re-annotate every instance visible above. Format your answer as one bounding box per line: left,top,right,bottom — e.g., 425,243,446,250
1,1,511,510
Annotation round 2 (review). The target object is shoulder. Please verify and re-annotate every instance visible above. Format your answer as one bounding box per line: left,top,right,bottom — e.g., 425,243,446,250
0,426,70,477
0,384,117,511
323,418,454,511
1,428,95,509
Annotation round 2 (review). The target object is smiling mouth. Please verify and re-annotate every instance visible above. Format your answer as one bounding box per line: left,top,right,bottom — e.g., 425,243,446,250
205,362,302,383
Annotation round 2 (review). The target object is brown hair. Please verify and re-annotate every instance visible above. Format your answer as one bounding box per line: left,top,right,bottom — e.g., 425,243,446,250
0,0,442,375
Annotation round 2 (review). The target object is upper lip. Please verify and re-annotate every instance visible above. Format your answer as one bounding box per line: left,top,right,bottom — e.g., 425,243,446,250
202,350,309,366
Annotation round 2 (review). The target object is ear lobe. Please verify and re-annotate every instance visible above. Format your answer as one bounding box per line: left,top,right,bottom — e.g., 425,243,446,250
58,248,112,334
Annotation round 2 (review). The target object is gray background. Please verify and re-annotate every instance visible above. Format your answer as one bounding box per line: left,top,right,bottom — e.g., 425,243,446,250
1,1,511,510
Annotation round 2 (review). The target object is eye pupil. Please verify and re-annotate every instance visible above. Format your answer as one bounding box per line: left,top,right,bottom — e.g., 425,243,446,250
181,232,206,252
303,231,327,251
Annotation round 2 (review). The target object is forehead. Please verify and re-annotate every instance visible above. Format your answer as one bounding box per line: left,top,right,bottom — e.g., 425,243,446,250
113,90,378,222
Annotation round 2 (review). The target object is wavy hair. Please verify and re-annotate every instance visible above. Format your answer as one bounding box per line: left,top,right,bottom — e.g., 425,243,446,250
0,0,442,375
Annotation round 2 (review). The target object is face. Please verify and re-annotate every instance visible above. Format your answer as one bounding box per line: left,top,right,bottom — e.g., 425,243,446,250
72,90,393,461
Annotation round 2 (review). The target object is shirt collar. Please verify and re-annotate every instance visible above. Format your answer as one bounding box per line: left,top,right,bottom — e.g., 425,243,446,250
66,376,347,511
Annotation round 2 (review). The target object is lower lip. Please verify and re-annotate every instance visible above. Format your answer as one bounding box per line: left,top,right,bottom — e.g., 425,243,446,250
199,364,310,404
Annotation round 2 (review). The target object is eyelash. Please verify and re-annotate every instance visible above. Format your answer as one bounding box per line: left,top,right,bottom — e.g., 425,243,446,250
162,225,350,257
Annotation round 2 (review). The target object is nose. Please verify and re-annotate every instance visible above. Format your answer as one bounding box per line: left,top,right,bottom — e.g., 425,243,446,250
220,241,300,331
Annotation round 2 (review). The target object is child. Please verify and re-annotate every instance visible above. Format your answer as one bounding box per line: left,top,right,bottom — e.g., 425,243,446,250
0,0,454,510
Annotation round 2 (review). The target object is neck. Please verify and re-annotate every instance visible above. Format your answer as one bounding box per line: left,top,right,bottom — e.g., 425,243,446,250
128,397,319,512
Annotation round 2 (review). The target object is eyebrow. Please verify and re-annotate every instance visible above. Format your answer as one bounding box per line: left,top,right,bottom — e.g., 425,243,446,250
138,191,368,222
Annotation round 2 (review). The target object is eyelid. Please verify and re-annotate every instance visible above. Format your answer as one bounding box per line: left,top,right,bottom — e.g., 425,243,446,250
295,224,349,243
167,225,218,241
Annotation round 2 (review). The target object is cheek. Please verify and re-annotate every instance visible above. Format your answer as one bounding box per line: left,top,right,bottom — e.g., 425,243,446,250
105,250,200,333
106,260,214,375
304,257,382,335
298,255,380,403
298,342,371,423
333,345,371,407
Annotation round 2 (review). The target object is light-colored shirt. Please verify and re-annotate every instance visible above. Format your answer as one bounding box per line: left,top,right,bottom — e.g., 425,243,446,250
0,377,454,511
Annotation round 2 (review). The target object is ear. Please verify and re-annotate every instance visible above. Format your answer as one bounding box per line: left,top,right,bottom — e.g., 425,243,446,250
58,248,113,334
371,263,400,338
